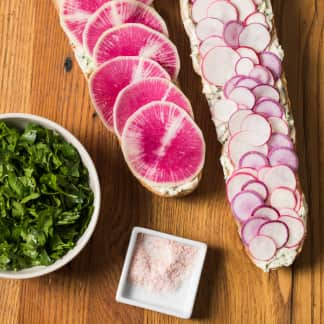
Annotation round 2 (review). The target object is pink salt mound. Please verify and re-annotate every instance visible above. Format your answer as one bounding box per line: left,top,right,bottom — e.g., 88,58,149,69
128,234,198,293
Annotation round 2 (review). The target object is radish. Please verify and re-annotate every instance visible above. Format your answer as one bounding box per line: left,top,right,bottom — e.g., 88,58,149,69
253,85,280,101
207,1,238,23
224,75,244,97
230,0,256,21
114,78,193,137
249,65,273,85
241,217,268,245
268,134,294,150
226,172,256,202
236,47,259,64
232,167,258,177
83,0,168,56
258,166,271,181
279,208,299,218
239,151,269,170
228,87,256,108
199,36,227,56
93,23,180,79
259,52,282,80
191,0,214,23
223,21,244,48
121,101,205,187
295,189,302,211
245,12,268,28
89,56,170,131
269,147,299,171
210,99,238,122
235,77,260,89
195,17,224,41
248,235,277,261
239,23,271,53
242,180,269,200
268,117,289,135
235,57,255,76
258,221,289,248
270,187,297,209
279,216,305,248
252,205,280,220
254,99,284,117
263,165,297,191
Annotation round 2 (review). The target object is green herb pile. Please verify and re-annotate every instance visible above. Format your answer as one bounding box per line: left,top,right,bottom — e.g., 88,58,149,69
0,122,94,270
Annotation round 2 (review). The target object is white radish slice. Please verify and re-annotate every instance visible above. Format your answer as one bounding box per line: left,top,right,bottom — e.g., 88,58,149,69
202,46,240,86
240,114,271,146
254,99,284,118
236,47,259,64
241,217,268,245
268,134,294,150
232,167,258,177
279,208,299,218
192,0,214,23
258,166,271,181
253,205,280,220
248,235,277,261
223,20,244,48
270,187,297,210
121,102,205,187
229,109,253,135
231,191,264,222
295,190,302,211
207,1,238,23
268,117,289,135
249,65,273,84
253,85,280,101
259,221,289,248
239,151,269,170
229,87,256,109
210,99,238,122
236,77,260,89
199,36,226,57
224,75,244,97
245,12,268,28
226,172,256,202
235,58,255,76
239,23,271,53
263,165,297,191
279,216,305,248
230,0,256,21
269,147,299,171
260,52,282,80
242,180,269,200
195,17,224,41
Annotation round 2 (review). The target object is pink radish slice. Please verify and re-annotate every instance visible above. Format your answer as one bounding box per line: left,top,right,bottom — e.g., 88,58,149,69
248,235,277,261
199,36,226,56
260,52,282,80
254,99,284,118
229,109,253,134
207,1,238,23
253,85,280,101
230,0,256,21
89,57,170,131
253,205,280,220
249,65,273,84
279,208,299,218
229,87,256,109
236,47,259,64
241,217,269,245
231,191,264,222
239,23,271,53
263,165,297,191
224,75,244,97
223,20,244,48
93,24,180,79
191,0,214,23
245,12,268,28
226,172,256,202
121,102,205,186
83,0,167,56
239,151,269,170
114,78,193,137
235,58,255,75
258,166,271,181
253,0,263,4
295,190,302,211
270,187,297,209
258,221,289,248
202,46,240,86
279,216,305,248
195,17,224,41
233,167,258,177
236,77,260,89
269,147,299,171
268,133,294,151
242,180,269,200
211,99,238,122
268,117,289,135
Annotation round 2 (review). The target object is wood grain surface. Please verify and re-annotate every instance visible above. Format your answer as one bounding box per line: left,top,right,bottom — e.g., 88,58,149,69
0,0,322,323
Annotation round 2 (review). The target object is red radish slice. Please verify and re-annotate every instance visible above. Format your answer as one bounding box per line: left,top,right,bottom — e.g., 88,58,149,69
253,85,280,101
253,205,280,220
236,47,259,64
229,87,256,108
121,102,205,186
270,187,297,210
93,24,180,79
231,191,264,222
207,1,238,23
229,109,253,134
239,23,271,53
254,99,284,118
211,99,238,122
226,172,256,202
241,114,271,145
295,190,302,211
279,216,305,248
236,77,260,89
245,12,268,28
192,0,214,23
263,165,297,191
268,117,289,135
83,0,167,56
241,217,268,245
224,75,244,97
242,180,269,200
233,167,258,177
269,147,299,171
199,36,226,56
89,57,170,131
268,133,294,151
235,58,255,75
258,221,289,248
195,17,224,41
258,166,271,181
114,78,193,137
248,235,277,261
239,151,269,170
260,52,282,80
249,65,273,84
223,20,244,48
202,46,240,86
230,0,256,21
279,208,299,218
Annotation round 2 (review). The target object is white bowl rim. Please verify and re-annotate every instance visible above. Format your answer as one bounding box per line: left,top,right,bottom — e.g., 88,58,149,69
0,113,101,279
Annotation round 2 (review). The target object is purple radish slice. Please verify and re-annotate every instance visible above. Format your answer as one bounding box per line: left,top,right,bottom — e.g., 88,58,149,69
207,1,238,23
191,0,214,23
236,77,260,89
230,0,256,21
279,216,305,248
239,23,271,53
235,57,255,76
83,0,167,56
114,78,193,137
199,36,227,57
248,235,277,261
249,65,273,85
279,208,299,218
270,187,297,210
202,46,240,86
233,167,258,177
245,12,268,28
229,109,253,134
241,217,269,245
224,75,244,98
258,166,271,181
236,47,259,64
269,147,299,171
231,190,264,222
258,221,289,248
268,117,289,135
259,51,282,80
93,23,180,79
195,17,224,41
210,99,238,122
226,172,256,202
242,180,269,200
253,205,280,220
89,56,170,131
253,85,280,101
239,151,269,170
229,87,256,109
268,133,294,151
121,101,205,187
263,165,297,191
254,99,284,118
223,20,244,49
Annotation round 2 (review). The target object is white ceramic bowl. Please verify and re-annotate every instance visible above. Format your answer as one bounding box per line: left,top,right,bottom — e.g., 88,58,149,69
0,113,101,279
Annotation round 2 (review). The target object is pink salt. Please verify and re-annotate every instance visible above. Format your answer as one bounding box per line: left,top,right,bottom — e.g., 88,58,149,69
128,234,198,293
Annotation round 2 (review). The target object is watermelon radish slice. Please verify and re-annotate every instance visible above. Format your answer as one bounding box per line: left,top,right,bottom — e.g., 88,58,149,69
253,205,280,220
254,99,284,117
253,85,280,101
239,23,271,53
199,36,227,57
223,21,244,49
207,1,238,23
270,187,297,209
229,87,256,108
269,147,299,171
258,221,289,248
263,165,297,191
239,151,269,170
242,180,269,200
228,109,253,134
210,99,238,122
268,117,289,135
279,216,305,248
226,172,256,202
259,52,282,80
114,78,193,137
195,18,224,41
83,0,168,56
89,56,170,131
93,23,180,79
241,217,268,245
230,0,256,21
236,47,259,64
121,101,205,187
191,0,214,23
248,235,277,261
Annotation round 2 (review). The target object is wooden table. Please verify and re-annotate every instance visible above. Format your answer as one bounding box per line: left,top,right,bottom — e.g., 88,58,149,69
0,0,322,323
